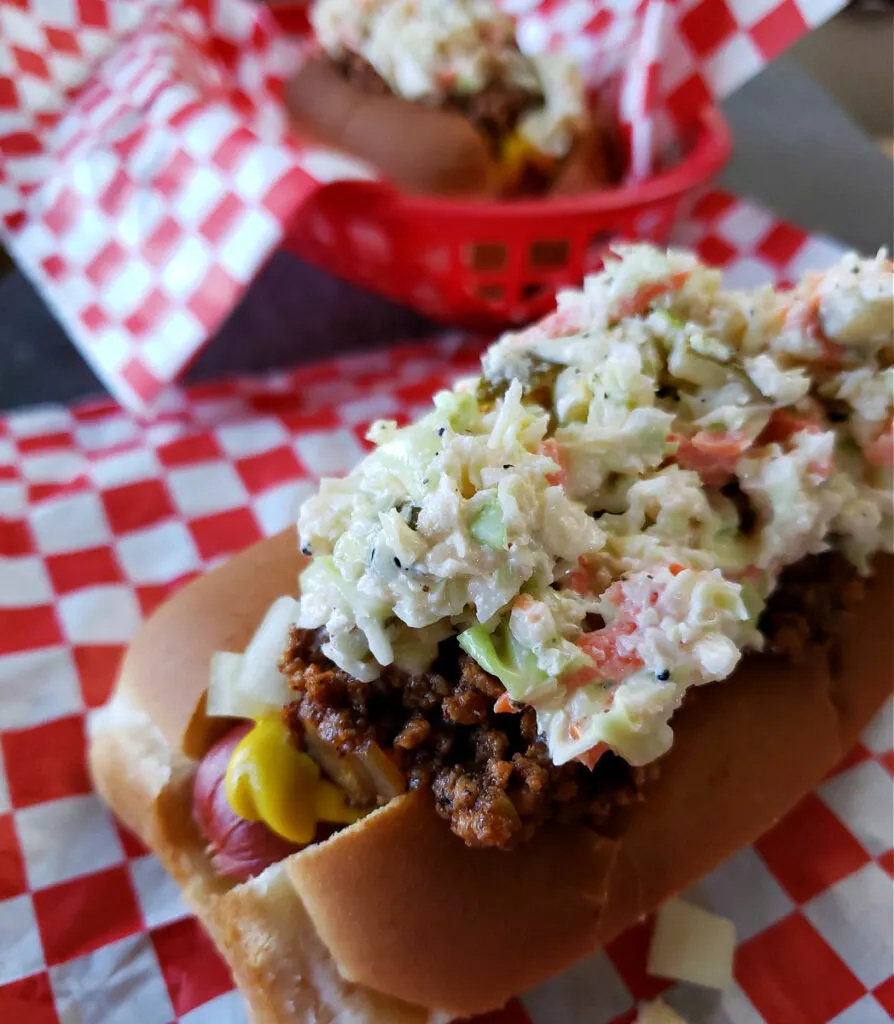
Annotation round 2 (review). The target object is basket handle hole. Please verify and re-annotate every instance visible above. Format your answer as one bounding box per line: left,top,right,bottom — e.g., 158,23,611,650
478,284,505,302
529,239,569,271
520,283,549,301
470,242,507,271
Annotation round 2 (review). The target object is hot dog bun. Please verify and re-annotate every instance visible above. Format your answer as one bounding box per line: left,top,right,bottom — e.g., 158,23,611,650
286,56,499,197
89,533,893,1019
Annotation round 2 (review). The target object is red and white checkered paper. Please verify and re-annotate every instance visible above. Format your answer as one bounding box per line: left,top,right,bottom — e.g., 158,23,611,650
1,193,892,1024
1,0,850,414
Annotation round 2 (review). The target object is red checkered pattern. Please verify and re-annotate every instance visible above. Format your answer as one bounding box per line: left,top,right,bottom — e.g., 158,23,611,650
502,0,848,178
1,0,849,413
0,0,321,413
656,0,846,134
669,189,846,290
0,207,892,1023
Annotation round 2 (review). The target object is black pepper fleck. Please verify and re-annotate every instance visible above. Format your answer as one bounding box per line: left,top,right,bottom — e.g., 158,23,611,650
656,669,670,681
438,427,446,436
301,545,312,556
393,556,402,568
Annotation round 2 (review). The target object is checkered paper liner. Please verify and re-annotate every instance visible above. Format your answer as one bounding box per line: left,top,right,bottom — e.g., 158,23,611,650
1,191,892,1024
1,0,850,414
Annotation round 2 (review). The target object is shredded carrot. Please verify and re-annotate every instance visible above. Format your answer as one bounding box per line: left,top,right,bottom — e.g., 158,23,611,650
542,309,584,339
540,438,568,487
615,271,691,320
755,408,834,479
568,567,591,595
672,430,751,486
562,663,601,689
691,430,750,458
785,295,845,367
575,743,609,771
757,408,821,446
667,562,686,576
514,308,582,346
568,555,595,596
494,693,518,714
864,421,894,468
573,620,642,686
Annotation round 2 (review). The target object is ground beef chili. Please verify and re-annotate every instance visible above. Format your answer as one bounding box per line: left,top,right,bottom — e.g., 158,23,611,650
332,53,544,154
281,631,653,849
280,552,864,850
759,551,865,659
448,78,544,153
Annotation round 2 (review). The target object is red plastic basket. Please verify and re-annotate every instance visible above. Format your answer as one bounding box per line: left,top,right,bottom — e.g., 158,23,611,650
284,106,732,329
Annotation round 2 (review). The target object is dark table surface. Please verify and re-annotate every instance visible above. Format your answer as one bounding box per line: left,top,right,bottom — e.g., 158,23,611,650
2,58,892,413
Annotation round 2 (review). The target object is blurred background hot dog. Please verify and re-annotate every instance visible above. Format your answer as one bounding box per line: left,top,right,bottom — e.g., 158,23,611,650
285,0,618,198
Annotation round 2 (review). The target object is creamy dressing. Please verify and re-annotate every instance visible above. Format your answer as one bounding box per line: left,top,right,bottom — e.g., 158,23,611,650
298,245,894,767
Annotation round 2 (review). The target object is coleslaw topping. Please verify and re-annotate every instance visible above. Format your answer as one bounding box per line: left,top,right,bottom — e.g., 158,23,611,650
297,245,893,767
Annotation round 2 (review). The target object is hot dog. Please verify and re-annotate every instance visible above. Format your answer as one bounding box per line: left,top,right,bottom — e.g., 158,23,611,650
285,0,612,198
90,246,893,1021
193,724,302,881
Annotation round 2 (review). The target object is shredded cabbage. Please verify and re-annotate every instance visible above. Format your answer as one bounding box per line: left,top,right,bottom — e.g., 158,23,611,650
297,245,893,766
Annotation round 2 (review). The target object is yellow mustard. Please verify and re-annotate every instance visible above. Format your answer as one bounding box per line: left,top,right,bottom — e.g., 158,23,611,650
498,131,557,193
224,715,363,845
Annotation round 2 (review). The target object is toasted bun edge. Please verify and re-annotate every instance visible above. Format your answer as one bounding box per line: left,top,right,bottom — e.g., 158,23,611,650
117,529,301,758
